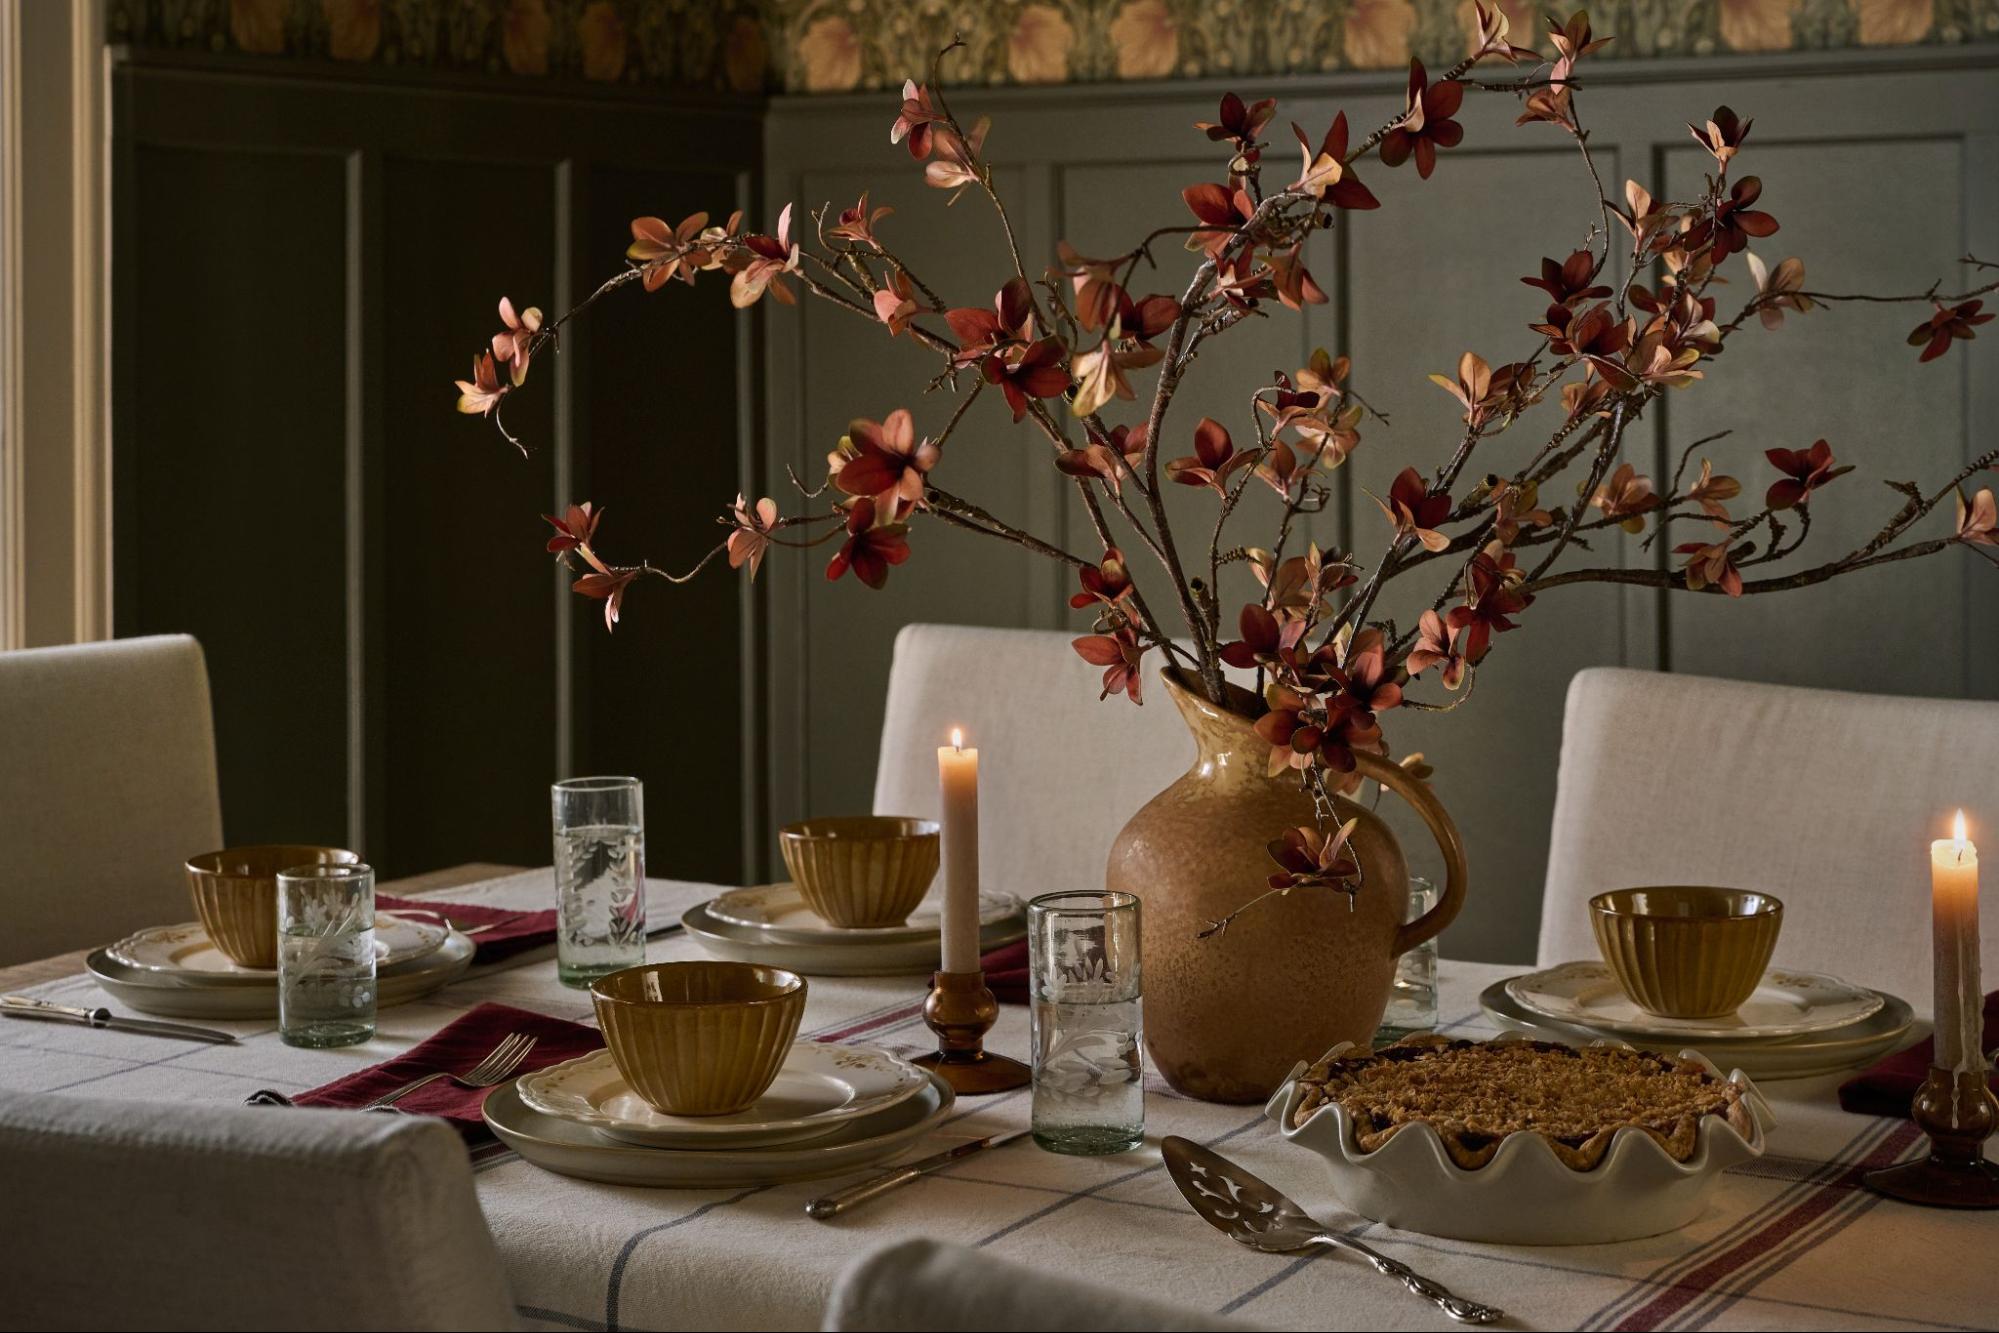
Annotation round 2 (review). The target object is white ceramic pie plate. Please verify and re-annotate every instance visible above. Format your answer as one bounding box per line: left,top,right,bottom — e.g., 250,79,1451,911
681,901,1027,976
484,1069,954,1187
1267,1033,1774,1245
83,929,475,1018
706,883,1021,944
517,1043,930,1148
106,913,449,982
1507,961,1883,1039
1479,979,1917,1080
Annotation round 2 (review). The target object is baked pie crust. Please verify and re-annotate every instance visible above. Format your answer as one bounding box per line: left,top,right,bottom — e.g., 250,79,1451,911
1288,1034,1755,1171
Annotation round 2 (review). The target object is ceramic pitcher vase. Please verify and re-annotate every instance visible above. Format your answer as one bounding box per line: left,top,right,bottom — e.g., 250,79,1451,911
1106,669,1469,1104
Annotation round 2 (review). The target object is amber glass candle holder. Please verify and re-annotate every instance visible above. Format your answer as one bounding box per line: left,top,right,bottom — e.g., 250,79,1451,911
913,970,1030,1094
1862,1065,1999,1208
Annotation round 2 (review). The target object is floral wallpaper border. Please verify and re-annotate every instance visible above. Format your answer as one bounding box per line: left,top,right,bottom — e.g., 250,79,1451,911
109,0,1999,95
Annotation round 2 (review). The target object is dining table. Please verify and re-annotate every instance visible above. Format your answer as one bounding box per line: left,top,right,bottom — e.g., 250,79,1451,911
0,863,1989,1333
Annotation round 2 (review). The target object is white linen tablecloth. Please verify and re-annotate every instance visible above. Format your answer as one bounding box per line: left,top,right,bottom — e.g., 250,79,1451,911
2,870,1991,1332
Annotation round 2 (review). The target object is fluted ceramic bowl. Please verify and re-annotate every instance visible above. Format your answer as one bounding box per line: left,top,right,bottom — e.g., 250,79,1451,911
777,816,941,928
1591,887,1784,1019
1267,1033,1773,1245
185,845,361,969
591,961,806,1115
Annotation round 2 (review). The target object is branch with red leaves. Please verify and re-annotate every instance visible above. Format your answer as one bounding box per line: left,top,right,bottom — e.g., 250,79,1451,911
456,8,1997,915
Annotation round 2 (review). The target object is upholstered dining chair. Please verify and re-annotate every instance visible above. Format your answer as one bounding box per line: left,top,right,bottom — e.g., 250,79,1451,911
0,634,224,966
823,1238,1259,1331
1538,667,1999,1003
0,1087,518,1331
872,623,1204,904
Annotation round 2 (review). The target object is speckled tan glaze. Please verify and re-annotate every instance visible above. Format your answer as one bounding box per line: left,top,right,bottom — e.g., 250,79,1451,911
1108,670,1469,1103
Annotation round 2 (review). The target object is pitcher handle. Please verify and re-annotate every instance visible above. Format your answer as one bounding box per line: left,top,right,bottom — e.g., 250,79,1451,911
1352,752,1468,958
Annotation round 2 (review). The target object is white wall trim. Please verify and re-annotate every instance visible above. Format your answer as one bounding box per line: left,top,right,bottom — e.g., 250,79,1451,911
70,4,108,642
0,0,25,651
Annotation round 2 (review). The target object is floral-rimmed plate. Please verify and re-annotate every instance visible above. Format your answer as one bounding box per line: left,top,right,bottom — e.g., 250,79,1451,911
84,928,474,1018
1267,1033,1774,1245
1478,979,1916,1080
1505,960,1885,1040
106,913,450,983
517,1042,931,1149
706,883,1020,943
485,1069,954,1188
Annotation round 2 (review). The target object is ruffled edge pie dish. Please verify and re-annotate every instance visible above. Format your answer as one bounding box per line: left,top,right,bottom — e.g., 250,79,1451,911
1265,1033,1773,1245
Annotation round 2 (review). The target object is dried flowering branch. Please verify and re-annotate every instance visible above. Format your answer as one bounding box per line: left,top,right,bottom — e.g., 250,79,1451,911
456,7,1997,911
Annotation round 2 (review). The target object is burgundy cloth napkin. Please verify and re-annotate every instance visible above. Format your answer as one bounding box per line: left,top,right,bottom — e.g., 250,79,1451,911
982,939,1029,1004
292,1001,602,1143
1838,990,1999,1117
378,895,558,964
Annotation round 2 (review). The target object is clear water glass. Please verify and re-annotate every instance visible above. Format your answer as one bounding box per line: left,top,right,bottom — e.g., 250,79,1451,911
277,862,376,1048
552,776,646,988
1375,874,1440,1043
1027,890,1144,1155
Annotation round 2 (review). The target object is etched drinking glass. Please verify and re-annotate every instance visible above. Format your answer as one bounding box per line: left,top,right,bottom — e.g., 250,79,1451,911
277,862,377,1048
552,776,646,988
1375,874,1440,1043
1027,890,1143,1155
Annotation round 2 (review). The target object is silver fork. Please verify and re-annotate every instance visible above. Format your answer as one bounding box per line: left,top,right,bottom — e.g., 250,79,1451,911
361,1032,538,1111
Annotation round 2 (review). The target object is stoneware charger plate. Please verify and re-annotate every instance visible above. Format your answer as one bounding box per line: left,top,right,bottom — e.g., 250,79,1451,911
1506,960,1885,1040
680,900,1027,976
83,928,475,1018
1266,1033,1775,1245
1479,979,1916,1080
517,1043,930,1148
484,1069,954,1187
106,913,450,982
706,883,1020,944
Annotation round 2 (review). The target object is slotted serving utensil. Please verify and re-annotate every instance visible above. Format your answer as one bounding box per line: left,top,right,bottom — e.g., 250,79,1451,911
1161,1136,1504,1325
361,1031,539,1110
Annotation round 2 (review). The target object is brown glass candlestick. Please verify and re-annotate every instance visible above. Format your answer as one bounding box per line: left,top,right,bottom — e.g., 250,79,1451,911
912,969,1030,1094
1863,1065,1999,1207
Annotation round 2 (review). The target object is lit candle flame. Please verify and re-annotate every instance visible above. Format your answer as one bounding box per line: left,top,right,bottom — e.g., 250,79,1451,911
1954,809,1968,853
950,727,964,752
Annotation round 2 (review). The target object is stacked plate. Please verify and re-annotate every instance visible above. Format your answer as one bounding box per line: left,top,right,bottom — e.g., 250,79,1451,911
85,912,474,1018
682,883,1026,976
1481,960,1916,1080
485,1041,953,1186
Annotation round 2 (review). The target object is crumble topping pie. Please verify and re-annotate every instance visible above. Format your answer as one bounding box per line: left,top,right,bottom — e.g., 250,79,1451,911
1289,1034,1754,1170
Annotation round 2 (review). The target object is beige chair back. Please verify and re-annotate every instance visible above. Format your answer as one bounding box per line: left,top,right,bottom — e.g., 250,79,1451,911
1539,667,1999,1004
0,635,224,964
0,1087,517,1330
871,623,1199,903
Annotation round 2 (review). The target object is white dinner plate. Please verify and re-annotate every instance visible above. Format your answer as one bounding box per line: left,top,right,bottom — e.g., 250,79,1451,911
681,900,1027,977
1479,978,1917,1079
706,883,1020,944
517,1043,930,1148
1506,961,1885,1040
484,1069,954,1187
106,913,449,982
84,928,475,1018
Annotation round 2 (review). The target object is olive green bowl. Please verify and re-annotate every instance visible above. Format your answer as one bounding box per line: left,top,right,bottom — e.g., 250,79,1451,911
1589,887,1784,1020
185,845,361,969
777,816,941,929
591,961,806,1116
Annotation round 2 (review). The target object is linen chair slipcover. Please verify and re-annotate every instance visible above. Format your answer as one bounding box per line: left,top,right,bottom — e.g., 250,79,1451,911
0,1087,518,1331
0,634,224,965
872,623,1203,903
823,1238,1258,1332
1538,667,1999,1003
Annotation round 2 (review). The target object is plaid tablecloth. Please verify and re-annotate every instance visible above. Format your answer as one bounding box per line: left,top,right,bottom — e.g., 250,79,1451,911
1,870,1990,1332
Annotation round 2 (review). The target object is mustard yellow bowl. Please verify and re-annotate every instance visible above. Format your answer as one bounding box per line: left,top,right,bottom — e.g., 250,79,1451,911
1589,887,1784,1020
591,961,806,1115
185,845,361,969
777,816,941,929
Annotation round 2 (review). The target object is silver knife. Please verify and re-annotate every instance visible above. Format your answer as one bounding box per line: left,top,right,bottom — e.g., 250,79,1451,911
1,994,238,1045
806,1128,1029,1219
